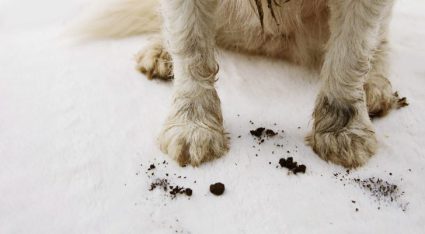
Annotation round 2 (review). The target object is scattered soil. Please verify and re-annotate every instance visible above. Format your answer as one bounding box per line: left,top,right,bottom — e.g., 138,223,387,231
210,183,225,196
247,123,305,175
169,185,193,198
353,177,403,205
149,178,193,199
149,178,169,191
142,160,195,199
333,172,408,211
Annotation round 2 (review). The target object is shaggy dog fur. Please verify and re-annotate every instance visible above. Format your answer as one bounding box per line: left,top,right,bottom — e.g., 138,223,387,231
83,0,407,168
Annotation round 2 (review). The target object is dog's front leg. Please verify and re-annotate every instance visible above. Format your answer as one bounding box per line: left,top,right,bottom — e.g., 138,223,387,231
307,0,395,168
158,0,228,166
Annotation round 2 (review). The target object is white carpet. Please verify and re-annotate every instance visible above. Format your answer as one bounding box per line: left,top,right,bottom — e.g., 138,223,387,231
1,0,424,233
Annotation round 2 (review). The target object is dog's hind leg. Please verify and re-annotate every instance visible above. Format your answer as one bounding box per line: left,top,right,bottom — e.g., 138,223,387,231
157,0,228,166
364,39,408,117
135,37,173,80
307,0,396,168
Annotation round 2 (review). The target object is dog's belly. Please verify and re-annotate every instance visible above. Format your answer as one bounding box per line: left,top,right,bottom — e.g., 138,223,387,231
216,0,330,67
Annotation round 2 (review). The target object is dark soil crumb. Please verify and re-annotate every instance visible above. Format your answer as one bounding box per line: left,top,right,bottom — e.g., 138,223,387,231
279,157,306,174
250,127,280,140
250,127,265,138
148,164,156,170
185,188,193,196
279,157,297,170
293,164,306,174
210,182,225,196
265,129,277,137
279,157,307,174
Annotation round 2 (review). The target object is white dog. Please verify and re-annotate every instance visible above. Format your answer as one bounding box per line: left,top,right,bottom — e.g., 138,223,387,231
83,0,407,168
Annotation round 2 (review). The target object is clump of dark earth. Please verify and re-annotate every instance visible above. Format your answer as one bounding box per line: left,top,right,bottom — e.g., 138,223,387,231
250,127,265,137
148,164,156,170
185,188,193,196
279,157,297,170
265,129,277,137
293,164,306,174
210,182,225,196
250,127,279,139
279,157,306,174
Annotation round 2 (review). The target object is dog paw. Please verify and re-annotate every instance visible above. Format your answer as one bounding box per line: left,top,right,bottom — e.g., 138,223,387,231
135,43,173,80
364,76,408,117
158,122,229,166
306,125,377,168
308,95,377,168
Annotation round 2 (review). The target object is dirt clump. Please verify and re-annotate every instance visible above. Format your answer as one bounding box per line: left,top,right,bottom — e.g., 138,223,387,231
210,182,225,196
265,129,278,137
250,127,265,138
279,157,307,174
250,127,279,139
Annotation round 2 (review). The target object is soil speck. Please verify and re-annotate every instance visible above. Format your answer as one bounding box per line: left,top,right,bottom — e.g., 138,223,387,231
210,183,225,196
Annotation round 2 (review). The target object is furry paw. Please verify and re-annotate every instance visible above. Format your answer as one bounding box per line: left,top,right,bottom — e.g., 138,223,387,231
307,95,377,168
364,76,408,117
306,125,377,168
158,122,229,166
135,43,173,80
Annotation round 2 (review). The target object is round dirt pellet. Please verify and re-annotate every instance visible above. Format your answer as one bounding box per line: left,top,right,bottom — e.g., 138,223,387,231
210,182,225,196
185,188,193,196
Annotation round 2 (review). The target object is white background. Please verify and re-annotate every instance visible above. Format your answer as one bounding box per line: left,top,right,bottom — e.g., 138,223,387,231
0,0,424,233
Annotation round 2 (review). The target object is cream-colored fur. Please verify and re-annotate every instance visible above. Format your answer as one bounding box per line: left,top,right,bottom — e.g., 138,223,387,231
77,0,161,39
85,0,407,168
